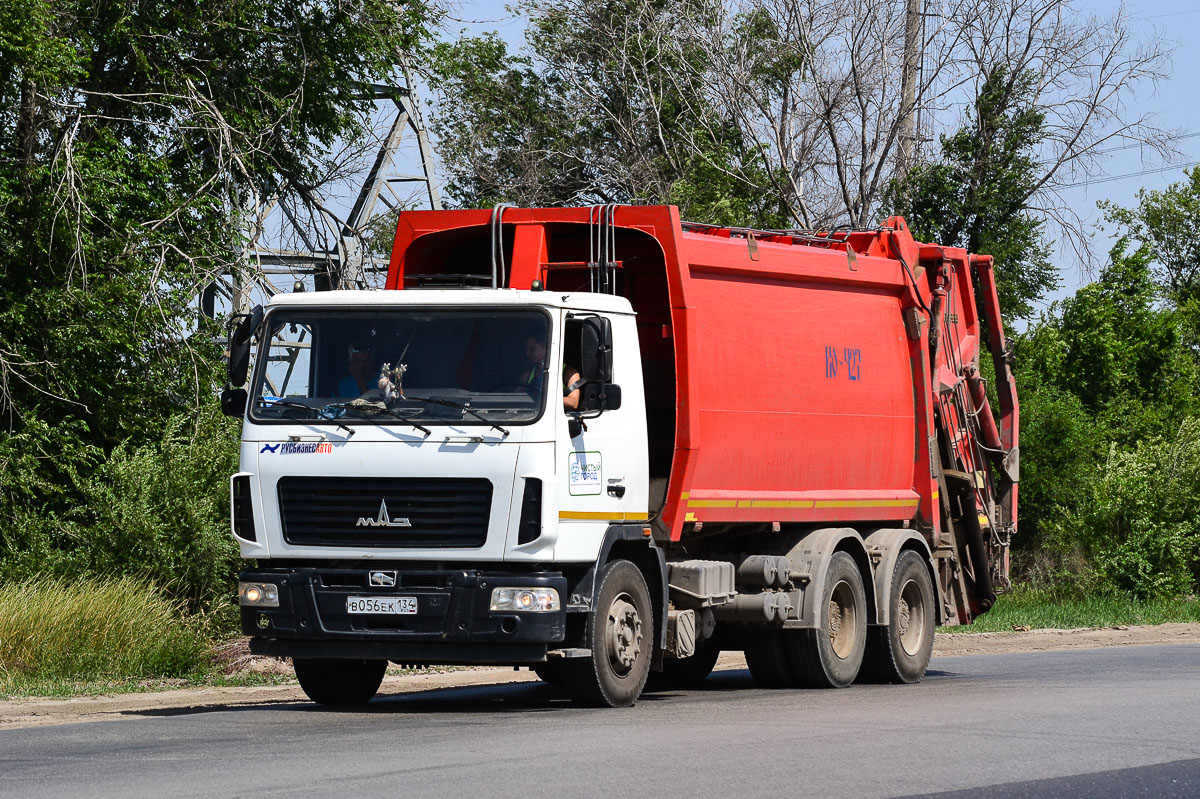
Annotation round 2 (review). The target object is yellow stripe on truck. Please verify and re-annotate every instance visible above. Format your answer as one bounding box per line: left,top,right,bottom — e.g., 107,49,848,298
686,497,919,510
558,511,648,521
813,499,920,509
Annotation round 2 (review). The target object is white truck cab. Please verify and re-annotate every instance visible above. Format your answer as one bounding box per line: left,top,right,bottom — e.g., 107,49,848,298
227,288,658,706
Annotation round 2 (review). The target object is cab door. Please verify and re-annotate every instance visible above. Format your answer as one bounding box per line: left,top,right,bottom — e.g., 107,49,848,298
555,312,648,546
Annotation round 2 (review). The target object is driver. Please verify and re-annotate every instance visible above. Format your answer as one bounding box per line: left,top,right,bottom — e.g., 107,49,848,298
337,342,375,397
522,332,583,411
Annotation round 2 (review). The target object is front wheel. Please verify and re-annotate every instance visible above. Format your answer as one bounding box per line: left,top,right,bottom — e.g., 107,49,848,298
293,658,387,707
565,559,653,707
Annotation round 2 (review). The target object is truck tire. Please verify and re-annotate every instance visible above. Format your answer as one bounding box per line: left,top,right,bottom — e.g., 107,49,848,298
788,551,867,688
860,550,935,684
531,660,565,685
565,559,653,707
650,637,721,689
293,658,387,707
745,631,797,688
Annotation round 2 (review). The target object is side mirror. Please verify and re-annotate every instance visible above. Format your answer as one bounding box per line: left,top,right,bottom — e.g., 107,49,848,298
580,382,621,412
221,387,247,417
228,305,264,387
579,316,613,383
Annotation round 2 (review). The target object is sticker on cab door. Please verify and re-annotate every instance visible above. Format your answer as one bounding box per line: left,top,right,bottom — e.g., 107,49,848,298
568,451,603,495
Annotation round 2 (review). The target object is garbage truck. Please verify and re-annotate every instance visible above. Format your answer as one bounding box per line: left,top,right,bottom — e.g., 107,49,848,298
222,204,1018,707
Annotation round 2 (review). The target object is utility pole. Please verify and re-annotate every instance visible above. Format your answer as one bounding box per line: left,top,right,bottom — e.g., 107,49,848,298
897,0,923,177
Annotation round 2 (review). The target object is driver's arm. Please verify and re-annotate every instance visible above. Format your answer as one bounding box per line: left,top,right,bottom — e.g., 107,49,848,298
563,368,582,411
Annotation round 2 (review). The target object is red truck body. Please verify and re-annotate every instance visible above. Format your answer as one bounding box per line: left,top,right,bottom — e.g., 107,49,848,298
388,205,1017,623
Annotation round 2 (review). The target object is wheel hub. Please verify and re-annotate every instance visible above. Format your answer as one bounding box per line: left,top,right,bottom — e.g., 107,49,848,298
897,597,912,637
607,595,643,674
827,579,859,659
898,578,926,656
828,599,843,642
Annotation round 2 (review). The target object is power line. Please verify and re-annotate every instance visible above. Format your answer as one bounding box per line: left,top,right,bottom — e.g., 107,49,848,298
1038,132,1200,165
1092,132,1200,157
1060,160,1199,189
1132,6,1200,20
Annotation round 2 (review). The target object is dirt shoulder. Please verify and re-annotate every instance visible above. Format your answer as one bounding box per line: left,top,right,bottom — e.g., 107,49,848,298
3,623,1198,730
932,621,1200,656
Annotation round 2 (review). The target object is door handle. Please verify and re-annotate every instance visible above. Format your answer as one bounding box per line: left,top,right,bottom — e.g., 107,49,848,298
607,484,626,498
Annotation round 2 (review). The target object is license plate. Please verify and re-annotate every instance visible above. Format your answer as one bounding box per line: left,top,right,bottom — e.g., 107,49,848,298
346,596,418,615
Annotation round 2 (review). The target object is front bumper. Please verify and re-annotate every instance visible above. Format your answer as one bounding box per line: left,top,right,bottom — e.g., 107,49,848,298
241,566,567,665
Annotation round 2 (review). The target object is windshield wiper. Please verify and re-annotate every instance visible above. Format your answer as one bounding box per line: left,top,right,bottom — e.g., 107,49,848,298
259,397,356,438
408,397,510,438
258,397,315,414
322,400,431,436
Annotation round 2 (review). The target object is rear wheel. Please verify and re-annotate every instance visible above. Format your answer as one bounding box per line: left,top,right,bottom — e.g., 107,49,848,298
861,550,935,684
788,551,867,688
651,637,721,689
565,559,653,707
293,658,387,707
744,630,797,688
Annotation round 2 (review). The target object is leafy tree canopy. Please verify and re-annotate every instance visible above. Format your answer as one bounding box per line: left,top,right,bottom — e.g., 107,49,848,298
0,0,439,601
1101,167,1200,344
1014,237,1200,595
886,66,1058,320
427,0,789,227
0,0,436,447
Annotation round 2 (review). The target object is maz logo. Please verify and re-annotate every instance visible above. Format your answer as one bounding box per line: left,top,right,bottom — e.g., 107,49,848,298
356,499,412,528
369,571,397,587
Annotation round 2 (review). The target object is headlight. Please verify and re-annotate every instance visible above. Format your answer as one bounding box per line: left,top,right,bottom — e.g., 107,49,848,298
490,587,560,612
238,582,280,607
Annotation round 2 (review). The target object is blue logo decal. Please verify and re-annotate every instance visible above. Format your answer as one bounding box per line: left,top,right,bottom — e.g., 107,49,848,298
260,443,280,454
824,345,862,382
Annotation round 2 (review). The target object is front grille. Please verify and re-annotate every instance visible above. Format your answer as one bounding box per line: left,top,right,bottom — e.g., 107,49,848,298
278,477,492,548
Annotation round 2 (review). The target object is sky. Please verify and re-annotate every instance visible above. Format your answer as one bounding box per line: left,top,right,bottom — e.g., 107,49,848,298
431,0,1200,303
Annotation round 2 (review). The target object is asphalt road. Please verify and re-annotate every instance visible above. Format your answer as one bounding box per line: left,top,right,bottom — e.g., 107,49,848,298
3,644,1199,799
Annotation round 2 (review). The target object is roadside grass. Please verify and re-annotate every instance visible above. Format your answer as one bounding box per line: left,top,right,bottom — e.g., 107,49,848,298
0,576,478,700
946,585,1200,632
0,576,214,698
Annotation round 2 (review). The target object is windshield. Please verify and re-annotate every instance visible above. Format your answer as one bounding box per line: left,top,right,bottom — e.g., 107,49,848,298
248,307,552,427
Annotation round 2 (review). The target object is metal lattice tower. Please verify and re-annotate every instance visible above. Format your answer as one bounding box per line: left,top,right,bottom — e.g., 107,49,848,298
208,73,442,321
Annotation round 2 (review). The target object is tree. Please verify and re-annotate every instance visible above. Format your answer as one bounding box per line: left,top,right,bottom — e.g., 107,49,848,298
1102,168,1200,308
937,0,1174,261
0,0,437,434
886,66,1057,320
1013,240,1200,595
426,0,791,227
431,0,1172,243
0,0,440,606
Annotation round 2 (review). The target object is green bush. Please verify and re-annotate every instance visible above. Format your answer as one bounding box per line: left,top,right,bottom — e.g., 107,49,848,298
1013,408,1200,598
1082,419,1200,597
0,576,211,693
0,398,242,623
68,404,242,615
1011,239,1200,598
